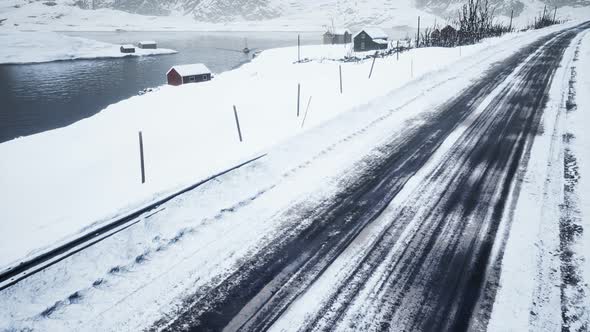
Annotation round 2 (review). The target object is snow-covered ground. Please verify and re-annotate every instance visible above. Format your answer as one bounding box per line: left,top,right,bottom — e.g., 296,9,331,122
0,21,587,332
0,31,176,64
487,26,590,331
0,22,582,274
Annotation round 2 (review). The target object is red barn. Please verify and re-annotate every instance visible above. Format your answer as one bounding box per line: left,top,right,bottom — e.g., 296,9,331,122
167,64,212,86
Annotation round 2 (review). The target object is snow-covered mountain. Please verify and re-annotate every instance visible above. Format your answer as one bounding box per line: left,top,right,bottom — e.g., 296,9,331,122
74,0,589,23
1,0,588,32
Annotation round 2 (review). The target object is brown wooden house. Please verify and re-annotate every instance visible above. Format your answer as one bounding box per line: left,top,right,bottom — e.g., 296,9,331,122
353,28,389,52
167,64,212,86
440,25,458,47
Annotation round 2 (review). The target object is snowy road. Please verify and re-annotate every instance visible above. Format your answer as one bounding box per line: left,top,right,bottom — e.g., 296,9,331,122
1,22,588,332
158,23,590,331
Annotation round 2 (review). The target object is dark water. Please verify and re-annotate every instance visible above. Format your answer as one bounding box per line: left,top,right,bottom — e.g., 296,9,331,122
0,31,319,143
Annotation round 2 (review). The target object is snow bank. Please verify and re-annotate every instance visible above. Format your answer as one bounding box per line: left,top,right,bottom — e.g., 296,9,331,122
0,31,177,64
0,23,580,271
574,26,590,316
487,26,590,332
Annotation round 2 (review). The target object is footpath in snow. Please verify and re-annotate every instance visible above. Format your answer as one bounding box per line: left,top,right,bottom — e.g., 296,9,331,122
0,22,583,272
0,31,177,64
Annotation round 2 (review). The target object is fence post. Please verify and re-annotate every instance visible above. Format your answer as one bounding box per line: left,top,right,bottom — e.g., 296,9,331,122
138,131,145,184
368,53,377,79
417,16,421,48
301,96,312,128
297,34,301,63
297,83,301,117
339,65,343,94
233,105,243,142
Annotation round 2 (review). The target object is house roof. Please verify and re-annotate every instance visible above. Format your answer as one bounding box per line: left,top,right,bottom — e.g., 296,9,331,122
441,25,457,32
167,63,211,77
373,39,389,45
355,27,388,40
120,44,135,49
139,40,157,44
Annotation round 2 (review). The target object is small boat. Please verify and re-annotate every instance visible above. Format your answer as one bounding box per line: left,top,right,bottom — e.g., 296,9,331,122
242,38,250,54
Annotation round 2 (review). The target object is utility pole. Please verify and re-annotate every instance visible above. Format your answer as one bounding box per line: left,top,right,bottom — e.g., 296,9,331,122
509,9,514,31
553,7,557,22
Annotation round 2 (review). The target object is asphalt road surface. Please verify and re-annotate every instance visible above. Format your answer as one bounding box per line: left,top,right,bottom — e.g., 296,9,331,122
153,23,590,332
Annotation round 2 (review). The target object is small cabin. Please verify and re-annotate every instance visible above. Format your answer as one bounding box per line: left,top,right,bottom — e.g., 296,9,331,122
138,41,157,49
323,29,352,44
120,45,135,53
440,25,458,46
167,64,212,86
353,28,389,52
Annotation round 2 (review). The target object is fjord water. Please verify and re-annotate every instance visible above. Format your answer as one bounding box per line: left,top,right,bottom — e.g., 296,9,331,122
0,31,319,143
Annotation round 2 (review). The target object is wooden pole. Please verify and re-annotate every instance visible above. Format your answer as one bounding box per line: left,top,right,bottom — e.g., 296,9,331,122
509,9,514,31
339,65,343,94
138,131,145,184
297,34,301,63
542,5,547,19
368,53,377,79
417,16,421,48
553,7,557,22
233,105,243,142
301,96,312,128
297,83,301,117
397,40,400,60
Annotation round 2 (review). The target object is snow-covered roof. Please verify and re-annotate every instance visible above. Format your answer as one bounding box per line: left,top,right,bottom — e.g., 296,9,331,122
168,63,211,77
139,41,156,45
120,44,135,49
355,27,389,40
326,28,351,35
373,39,389,45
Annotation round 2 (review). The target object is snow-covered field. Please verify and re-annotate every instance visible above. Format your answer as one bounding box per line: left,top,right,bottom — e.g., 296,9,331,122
0,31,176,64
0,22,582,274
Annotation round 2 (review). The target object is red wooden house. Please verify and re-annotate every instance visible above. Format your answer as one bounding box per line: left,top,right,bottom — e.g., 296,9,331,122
167,64,212,86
